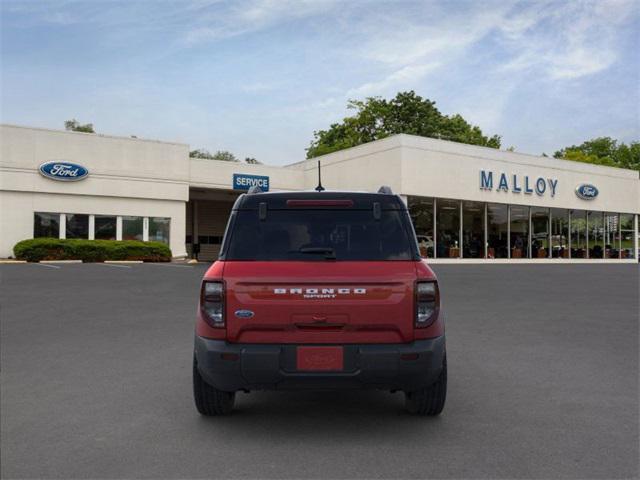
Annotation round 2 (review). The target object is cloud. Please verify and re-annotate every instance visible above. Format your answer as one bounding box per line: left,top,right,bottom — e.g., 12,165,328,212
182,0,341,44
499,0,637,80
347,63,440,97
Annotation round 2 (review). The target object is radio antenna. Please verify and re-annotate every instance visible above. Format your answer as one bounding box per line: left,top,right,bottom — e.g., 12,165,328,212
315,160,325,192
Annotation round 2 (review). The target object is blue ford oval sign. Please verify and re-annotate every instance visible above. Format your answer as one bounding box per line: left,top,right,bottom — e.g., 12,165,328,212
575,184,598,200
39,161,89,182
234,310,254,318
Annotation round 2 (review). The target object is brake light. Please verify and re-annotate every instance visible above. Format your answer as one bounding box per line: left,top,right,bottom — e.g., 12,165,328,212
415,281,439,328
286,199,354,207
201,281,225,328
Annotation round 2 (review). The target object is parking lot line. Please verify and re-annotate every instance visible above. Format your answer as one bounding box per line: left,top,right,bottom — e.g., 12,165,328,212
35,263,61,269
147,263,195,268
96,263,131,269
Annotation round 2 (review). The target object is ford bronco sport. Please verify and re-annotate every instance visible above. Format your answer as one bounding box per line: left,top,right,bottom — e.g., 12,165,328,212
193,188,446,415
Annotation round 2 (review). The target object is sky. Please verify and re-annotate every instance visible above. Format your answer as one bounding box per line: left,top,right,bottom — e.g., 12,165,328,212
1,0,639,165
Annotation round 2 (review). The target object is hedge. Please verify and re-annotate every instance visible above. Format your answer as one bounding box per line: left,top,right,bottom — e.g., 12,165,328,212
13,238,172,262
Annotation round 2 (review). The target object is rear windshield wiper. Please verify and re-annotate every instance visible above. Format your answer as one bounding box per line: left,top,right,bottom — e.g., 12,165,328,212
299,247,336,260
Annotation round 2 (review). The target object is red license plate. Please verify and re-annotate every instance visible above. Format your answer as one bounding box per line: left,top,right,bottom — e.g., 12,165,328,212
296,346,344,371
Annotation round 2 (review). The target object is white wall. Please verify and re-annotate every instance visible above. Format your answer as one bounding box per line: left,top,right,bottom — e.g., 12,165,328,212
298,134,639,214
398,134,639,213
0,191,186,258
0,125,189,258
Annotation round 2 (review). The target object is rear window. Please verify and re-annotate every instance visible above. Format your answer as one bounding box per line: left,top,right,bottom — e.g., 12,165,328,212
224,209,417,261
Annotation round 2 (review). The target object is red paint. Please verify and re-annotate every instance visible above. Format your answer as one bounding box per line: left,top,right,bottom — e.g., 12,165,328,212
196,259,442,344
296,346,344,371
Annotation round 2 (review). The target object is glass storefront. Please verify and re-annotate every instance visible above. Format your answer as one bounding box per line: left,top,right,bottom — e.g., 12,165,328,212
487,203,508,259
603,213,619,259
66,214,89,239
149,217,170,245
436,199,460,258
122,216,143,241
34,212,59,238
405,197,637,261
408,197,434,258
570,210,587,258
531,207,550,259
510,206,529,259
588,211,604,258
95,215,117,240
551,209,569,258
620,214,636,259
462,201,484,258
31,212,172,245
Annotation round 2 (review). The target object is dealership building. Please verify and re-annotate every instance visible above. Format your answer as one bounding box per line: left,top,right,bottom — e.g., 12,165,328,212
1,124,638,262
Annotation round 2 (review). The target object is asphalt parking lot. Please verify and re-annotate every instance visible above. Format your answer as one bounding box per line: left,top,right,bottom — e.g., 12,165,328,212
1,263,638,479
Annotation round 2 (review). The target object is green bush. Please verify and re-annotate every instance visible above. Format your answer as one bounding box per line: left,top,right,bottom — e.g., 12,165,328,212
13,238,172,262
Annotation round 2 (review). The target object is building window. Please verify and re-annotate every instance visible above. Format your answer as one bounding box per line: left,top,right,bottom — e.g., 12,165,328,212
551,209,569,258
531,207,550,258
603,213,619,259
436,199,460,258
510,205,530,259
487,203,508,259
65,214,89,239
408,197,434,258
588,211,604,258
122,216,143,241
620,214,635,259
571,210,587,258
462,201,484,258
95,215,117,240
34,212,60,238
149,217,170,245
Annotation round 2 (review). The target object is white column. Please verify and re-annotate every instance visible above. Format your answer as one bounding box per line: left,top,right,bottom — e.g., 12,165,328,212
432,198,437,259
634,214,639,260
116,216,123,241
459,201,463,258
143,217,149,242
88,215,95,240
59,213,66,239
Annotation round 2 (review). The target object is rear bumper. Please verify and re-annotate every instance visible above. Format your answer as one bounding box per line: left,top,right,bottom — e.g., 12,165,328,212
194,336,446,392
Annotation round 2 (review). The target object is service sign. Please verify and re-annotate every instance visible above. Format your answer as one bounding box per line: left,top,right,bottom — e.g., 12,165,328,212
233,173,269,191
575,184,598,200
39,161,89,182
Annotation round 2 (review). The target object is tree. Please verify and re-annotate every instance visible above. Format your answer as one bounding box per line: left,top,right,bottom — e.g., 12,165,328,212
189,149,239,162
64,119,94,133
306,91,501,158
554,137,640,171
244,157,262,164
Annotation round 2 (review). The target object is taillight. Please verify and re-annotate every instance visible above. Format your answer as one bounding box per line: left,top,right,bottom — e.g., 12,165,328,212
415,281,439,328
201,281,225,328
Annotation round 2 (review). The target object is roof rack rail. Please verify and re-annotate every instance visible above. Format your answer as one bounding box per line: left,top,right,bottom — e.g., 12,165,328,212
247,185,263,194
377,185,393,194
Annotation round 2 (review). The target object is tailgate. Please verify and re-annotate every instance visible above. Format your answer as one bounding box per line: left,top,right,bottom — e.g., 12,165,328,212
223,261,417,343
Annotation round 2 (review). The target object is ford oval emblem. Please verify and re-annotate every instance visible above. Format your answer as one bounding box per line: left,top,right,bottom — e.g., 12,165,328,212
575,184,598,200
39,161,89,182
234,310,254,318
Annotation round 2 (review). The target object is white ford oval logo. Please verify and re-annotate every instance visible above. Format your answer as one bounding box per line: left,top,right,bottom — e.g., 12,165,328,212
234,310,254,318
575,184,598,200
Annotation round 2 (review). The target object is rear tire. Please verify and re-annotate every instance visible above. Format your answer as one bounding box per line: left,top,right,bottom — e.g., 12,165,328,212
193,357,235,416
404,355,447,416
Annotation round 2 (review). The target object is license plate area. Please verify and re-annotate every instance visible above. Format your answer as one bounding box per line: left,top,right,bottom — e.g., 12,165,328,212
296,346,344,371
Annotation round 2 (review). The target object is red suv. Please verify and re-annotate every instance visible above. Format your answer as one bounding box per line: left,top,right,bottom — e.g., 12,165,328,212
193,189,446,415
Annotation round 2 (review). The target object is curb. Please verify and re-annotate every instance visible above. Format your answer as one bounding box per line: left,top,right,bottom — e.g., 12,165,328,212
104,260,144,264
40,260,83,264
0,260,27,264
